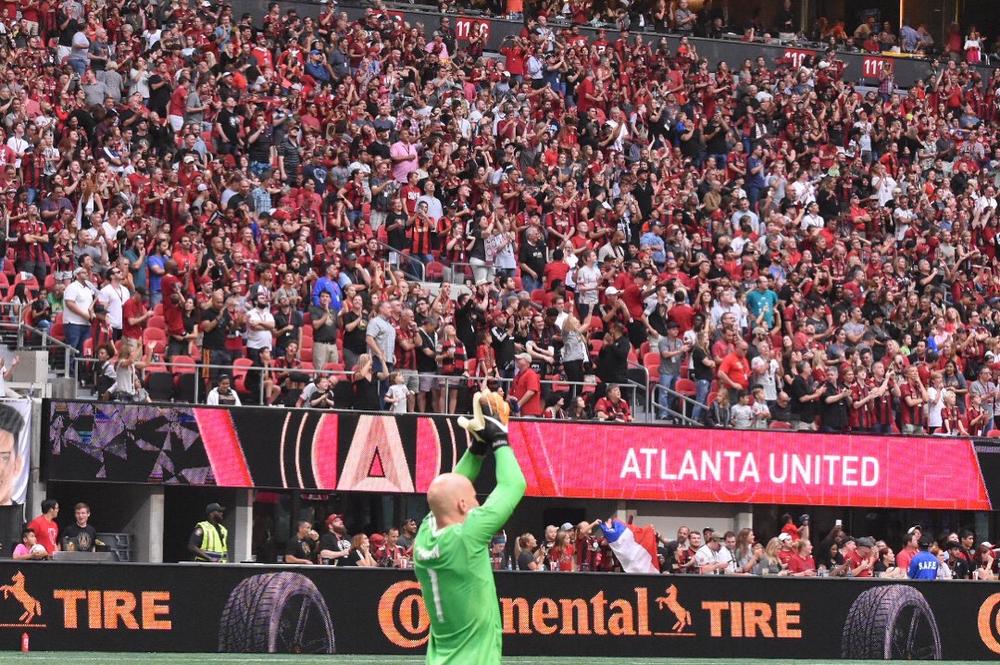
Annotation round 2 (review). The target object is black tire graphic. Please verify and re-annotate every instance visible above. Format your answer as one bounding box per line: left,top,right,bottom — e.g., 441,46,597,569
841,585,942,660
219,572,335,654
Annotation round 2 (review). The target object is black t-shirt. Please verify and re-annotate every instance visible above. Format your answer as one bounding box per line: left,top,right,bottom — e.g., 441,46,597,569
332,379,354,408
819,381,849,430
217,108,241,143
273,309,302,351
248,126,273,163
416,329,439,373
368,140,391,160
490,326,514,372
200,306,228,350
691,347,714,381
62,523,97,552
310,306,337,343
353,377,379,411
341,311,368,354
319,531,350,565
147,74,171,115
633,181,654,217
789,375,816,420
385,212,408,251
517,550,536,571
518,239,546,278
340,549,364,567
705,120,728,154
286,536,316,563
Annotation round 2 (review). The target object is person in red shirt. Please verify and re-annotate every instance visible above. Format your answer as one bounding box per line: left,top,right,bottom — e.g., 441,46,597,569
842,537,876,578
121,288,151,341
668,290,696,333
895,528,921,572
717,340,750,391
510,353,542,417
786,540,817,576
26,499,59,554
166,73,190,132
595,384,633,422
776,532,796,566
161,261,187,358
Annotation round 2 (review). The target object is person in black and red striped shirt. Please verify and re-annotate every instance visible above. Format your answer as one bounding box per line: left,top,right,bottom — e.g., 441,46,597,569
868,362,897,434
898,365,929,435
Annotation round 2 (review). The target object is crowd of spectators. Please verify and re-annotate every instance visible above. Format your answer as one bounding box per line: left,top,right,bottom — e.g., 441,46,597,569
505,517,1000,580
269,510,1000,582
0,0,999,434
465,0,997,63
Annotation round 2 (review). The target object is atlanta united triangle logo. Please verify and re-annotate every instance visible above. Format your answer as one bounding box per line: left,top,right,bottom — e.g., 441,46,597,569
0,572,44,627
337,415,415,492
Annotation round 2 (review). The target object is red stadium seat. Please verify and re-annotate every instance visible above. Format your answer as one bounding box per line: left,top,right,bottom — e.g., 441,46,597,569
233,358,253,394
675,378,696,397
425,261,445,282
143,328,167,349
769,421,793,430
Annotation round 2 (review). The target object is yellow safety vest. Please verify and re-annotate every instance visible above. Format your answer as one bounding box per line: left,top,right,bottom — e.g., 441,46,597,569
196,520,228,562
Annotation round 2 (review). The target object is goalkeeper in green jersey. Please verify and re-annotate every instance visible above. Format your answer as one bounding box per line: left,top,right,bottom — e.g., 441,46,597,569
413,389,526,665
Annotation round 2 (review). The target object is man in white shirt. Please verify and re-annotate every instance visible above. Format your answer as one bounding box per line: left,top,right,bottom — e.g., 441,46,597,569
97,267,130,340
799,201,824,235
63,267,95,353
872,164,897,206
730,197,761,235
693,534,731,574
245,292,275,362
415,180,443,223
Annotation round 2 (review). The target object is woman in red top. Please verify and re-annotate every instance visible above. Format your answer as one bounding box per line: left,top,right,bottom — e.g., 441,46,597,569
474,329,497,381
546,531,576,571
940,390,966,435
439,324,466,414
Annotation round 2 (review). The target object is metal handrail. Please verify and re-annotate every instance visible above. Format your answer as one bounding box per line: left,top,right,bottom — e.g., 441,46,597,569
372,238,426,282
649,382,704,427
0,320,79,379
71,356,646,419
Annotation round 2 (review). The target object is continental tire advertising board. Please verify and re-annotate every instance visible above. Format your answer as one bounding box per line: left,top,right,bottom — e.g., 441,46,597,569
1,562,1000,659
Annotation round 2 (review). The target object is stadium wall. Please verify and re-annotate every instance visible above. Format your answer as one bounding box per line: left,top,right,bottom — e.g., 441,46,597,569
0,561,995,658
229,0,989,87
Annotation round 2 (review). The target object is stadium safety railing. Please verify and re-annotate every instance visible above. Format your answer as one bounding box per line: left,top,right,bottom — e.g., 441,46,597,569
70,355,650,421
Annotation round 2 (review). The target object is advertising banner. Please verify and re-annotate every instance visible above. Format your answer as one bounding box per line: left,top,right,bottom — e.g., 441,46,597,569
0,561,998,659
43,400,992,510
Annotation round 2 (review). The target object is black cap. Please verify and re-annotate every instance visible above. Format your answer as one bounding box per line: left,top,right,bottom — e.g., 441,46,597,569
206,502,225,515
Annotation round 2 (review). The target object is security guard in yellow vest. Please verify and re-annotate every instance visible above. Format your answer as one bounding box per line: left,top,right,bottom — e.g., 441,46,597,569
188,502,229,563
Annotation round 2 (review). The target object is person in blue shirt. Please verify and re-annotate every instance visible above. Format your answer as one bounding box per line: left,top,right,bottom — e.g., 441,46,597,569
311,262,343,310
907,539,940,580
146,238,169,307
746,144,767,210
746,276,779,329
639,222,666,271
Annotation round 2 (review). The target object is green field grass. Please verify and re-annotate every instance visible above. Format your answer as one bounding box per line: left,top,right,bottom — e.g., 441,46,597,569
0,655,988,665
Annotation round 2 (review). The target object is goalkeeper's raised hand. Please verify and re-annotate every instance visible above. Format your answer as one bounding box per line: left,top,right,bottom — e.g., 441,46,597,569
458,390,510,456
